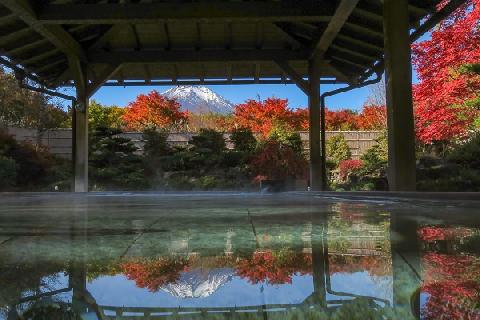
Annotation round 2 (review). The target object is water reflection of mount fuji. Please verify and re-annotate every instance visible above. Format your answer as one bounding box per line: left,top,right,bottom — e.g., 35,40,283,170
161,268,235,298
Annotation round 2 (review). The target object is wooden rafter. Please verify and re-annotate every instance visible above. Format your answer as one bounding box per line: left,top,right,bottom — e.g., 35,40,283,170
274,59,308,94
88,49,309,64
0,0,87,62
310,0,360,58
37,2,334,24
88,24,121,51
87,63,122,97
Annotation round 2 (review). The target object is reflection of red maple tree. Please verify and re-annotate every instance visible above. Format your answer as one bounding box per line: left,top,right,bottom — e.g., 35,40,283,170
417,226,474,242
121,257,190,292
235,250,312,285
422,252,480,320
328,255,391,277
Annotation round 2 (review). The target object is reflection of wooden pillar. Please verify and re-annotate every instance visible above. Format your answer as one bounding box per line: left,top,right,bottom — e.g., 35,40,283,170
383,0,416,191
311,213,327,307
308,55,323,191
69,56,89,192
390,215,421,319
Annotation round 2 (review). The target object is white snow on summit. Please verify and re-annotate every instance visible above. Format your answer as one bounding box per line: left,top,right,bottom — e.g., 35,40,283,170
161,268,234,298
162,86,234,114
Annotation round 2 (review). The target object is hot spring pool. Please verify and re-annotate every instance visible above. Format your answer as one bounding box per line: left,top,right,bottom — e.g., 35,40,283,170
0,192,479,319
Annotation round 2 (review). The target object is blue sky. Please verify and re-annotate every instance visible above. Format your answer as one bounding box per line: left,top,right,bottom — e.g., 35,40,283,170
88,82,373,111
59,34,429,112
57,67,419,112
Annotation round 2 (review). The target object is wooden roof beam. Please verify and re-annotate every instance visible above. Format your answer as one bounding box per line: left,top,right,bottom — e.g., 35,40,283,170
273,22,310,49
37,2,333,24
88,49,309,64
310,0,360,59
274,59,308,94
0,0,87,62
87,64,122,97
88,24,121,51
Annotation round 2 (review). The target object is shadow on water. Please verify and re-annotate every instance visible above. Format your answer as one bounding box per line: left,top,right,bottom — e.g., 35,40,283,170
0,193,478,319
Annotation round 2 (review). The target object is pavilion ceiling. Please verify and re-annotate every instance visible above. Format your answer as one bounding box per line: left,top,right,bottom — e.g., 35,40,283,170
0,0,465,88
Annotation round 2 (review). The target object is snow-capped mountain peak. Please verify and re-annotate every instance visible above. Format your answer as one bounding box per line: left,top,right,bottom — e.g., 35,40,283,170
162,86,233,114
161,268,234,298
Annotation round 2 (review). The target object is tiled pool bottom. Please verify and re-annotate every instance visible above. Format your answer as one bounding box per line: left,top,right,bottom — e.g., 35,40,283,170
0,193,479,320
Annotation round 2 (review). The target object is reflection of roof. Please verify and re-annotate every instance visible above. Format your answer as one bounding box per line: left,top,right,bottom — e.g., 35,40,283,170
161,268,234,298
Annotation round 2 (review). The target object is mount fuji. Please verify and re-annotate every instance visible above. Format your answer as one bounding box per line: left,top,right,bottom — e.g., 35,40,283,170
162,86,234,114
161,268,234,298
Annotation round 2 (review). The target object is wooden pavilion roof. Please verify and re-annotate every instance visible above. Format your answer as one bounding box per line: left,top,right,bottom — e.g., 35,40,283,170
0,0,467,89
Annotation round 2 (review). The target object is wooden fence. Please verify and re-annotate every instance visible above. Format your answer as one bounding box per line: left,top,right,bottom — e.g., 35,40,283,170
5,127,382,160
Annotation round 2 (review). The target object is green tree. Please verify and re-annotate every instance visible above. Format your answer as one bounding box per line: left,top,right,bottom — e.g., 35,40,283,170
360,133,388,177
88,100,125,130
230,127,256,153
326,134,351,165
89,127,147,190
268,123,303,153
191,129,226,154
0,68,69,132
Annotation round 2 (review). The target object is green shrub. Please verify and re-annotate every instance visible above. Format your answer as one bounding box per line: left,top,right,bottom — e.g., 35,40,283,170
163,172,194,190
89,127,147,190
326,134,351,165
142,128,172,183
0,129,60,190
0,155,16,190
196,175,219,189
268,124,303,153
416,133,480,191
222,150,245,167
447,134,480,169
360,133,388,177
230,127,256,153
191,129,226,154
143,128,171,158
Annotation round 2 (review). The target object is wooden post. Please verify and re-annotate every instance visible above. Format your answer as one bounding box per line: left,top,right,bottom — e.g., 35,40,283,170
308,54,323,191
383,0,416,191
68,56,89,192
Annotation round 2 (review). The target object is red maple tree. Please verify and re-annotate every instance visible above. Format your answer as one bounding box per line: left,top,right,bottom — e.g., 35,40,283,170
232,98,304,137
412,0,480,143
122,90,189,131
121,257,190,292
235,250,312,285
249,139,308,180
325,108,359,130
357,105,387,130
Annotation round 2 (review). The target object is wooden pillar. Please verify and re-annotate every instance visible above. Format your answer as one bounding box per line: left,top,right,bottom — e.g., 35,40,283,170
308,55,324,191
68,56,89,192
383,0,416,191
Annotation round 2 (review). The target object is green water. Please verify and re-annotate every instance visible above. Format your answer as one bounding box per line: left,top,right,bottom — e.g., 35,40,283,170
0,193,479,320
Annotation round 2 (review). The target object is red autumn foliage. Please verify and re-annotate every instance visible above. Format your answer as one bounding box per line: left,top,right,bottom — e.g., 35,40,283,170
412,0,480,143
232,98,303,137
325,108,360,130
235,250,312,285
328,255,391,277
249,140,308,180
338,159,363,180
357,105,387,130
421,252,480,320
417,226,474,242
121,257,190,292
122,90,189,131
230,97,387,135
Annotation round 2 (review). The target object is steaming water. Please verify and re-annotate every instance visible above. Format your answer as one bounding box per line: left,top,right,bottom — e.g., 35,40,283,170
0,193,479,319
